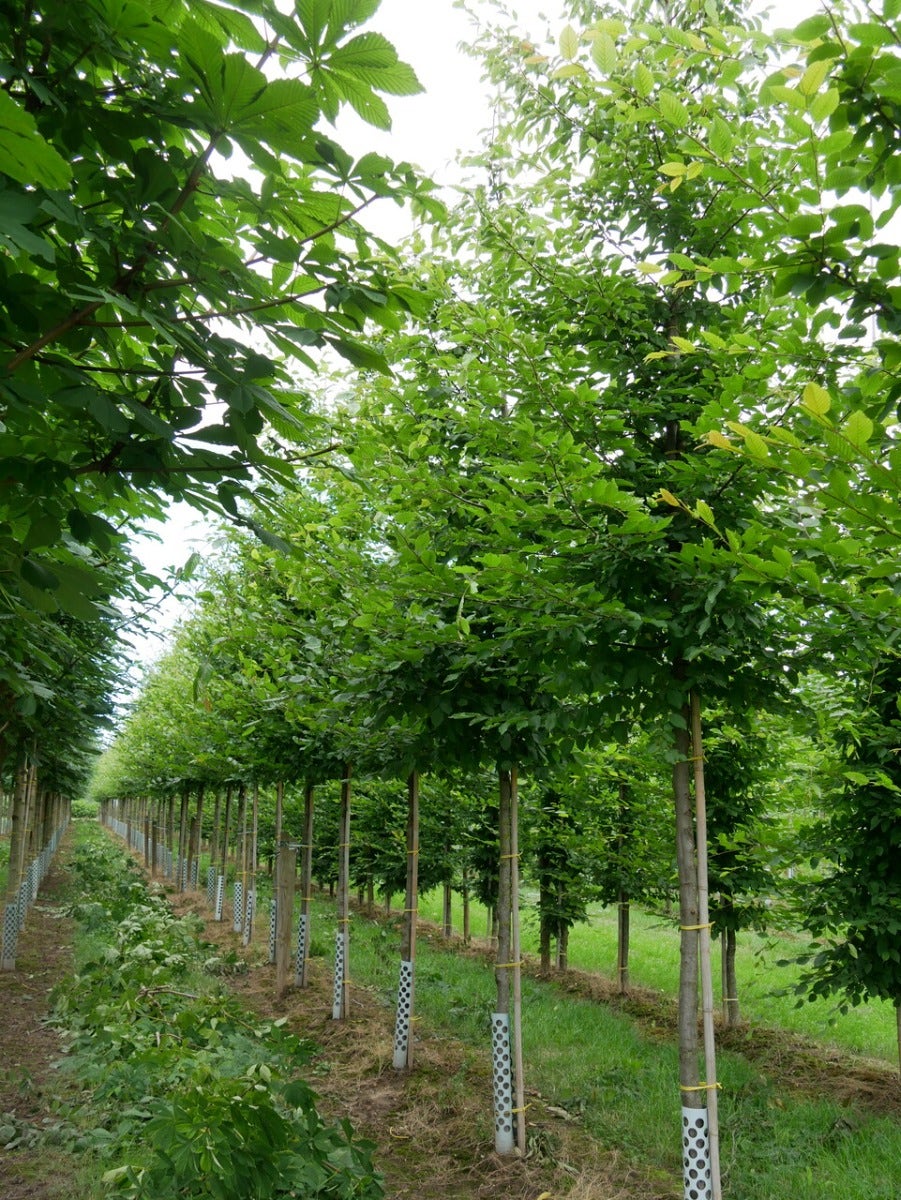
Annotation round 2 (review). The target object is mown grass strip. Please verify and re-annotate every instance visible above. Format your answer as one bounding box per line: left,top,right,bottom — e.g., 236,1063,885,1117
305,898,901,1200
414,889,898,1063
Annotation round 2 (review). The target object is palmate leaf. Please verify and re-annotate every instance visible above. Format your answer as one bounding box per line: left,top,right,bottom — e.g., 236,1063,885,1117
0,90,72,190
328,34,423,96
232,79,319,157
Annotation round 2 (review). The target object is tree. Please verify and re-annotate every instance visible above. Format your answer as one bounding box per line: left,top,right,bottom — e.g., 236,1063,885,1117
0,0,435,711
799,653,901,1075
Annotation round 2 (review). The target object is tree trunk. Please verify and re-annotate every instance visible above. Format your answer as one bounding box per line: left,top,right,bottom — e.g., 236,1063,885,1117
539,906,552,974
617,889,630,995
177,789,190,891
724,927,740,1027
394,771,419,1069
333,766,351,1020
690,691,722,1200
187,783,204,890
509,768,526,1155
493,767,515,1155
274,780,284,852
674,716,701,1094
462,869,471,946
442,881,453,938
296,783,315,988
275,845,296,999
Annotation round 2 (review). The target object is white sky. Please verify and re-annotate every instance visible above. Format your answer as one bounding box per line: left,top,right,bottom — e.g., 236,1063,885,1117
126,0,804,667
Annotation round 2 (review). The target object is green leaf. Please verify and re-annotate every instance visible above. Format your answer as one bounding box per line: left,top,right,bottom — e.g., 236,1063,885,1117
659,90,690,128
802,382,831,416
634,63,655,98
559,25,579,61
841,410,874,446
707,116,733,159
591,32,618,75
0,90,72,189
798,59,831,97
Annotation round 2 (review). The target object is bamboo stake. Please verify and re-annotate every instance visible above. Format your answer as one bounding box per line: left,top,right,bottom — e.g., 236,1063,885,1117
691,691,722,1200
510,767,526,1155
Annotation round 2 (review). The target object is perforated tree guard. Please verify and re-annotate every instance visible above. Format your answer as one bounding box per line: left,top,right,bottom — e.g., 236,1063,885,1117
294,913,308,986
233,881,244,933
681,1107,712,1200
214,875,225,922
491,1012,515,1154
242,888,255,946
392,959,414,1069
1,902,19,970
332,928,345,1020
206,867,216,907
17,879,28,930
190,859,199,890
269,898,277,964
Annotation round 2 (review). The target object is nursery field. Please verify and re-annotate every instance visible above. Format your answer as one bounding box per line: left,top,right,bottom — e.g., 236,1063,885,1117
2,823,899,1200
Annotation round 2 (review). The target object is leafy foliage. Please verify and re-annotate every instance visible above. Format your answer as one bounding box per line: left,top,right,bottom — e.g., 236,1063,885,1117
51,829,383,1199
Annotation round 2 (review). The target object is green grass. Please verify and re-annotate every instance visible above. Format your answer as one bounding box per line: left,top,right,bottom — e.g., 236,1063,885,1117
307,899,901,1200
415,889,898,1065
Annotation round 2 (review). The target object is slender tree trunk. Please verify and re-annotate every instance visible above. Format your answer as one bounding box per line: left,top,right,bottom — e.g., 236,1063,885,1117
297,783,315,988
556,923,569,972
333,766,351,1020
187,783,205,889
442,879,453,938
493,767,515,1155
243,783,259,945
275,844,296,999
209,790,222,869
274,780,284,852
222,784,233,874
539,902,552,974
617,889,630,995
4,760,28,908
691,691,722,1200
177,789,190,892
723,927,740,1027
462,868,471,946
510,768,526,1155
673,715,701,1094
394,771,419,1069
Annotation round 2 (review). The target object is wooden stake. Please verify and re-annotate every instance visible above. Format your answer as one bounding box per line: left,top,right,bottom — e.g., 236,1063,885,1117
691,691,722,1200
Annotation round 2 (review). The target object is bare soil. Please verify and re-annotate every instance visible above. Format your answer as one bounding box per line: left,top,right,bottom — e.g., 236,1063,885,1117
0,837,77,1200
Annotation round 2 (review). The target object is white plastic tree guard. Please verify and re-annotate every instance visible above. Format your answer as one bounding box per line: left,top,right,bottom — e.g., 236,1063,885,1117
294,913,308,987
332,927,345,1020
214,875,225,922
392,959,415,1069
491,1012,515,1155
233,881,244,934
682,1106,712,1200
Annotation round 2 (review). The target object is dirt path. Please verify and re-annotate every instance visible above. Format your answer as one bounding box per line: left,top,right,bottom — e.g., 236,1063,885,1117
0,834,77,1200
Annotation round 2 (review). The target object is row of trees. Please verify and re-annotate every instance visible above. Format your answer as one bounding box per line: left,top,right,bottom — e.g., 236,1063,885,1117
0,0,437,926
7,0,901,1195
